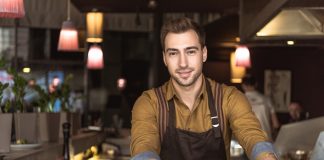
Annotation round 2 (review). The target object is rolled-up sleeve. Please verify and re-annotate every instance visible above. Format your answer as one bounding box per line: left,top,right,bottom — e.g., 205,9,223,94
252,142,278,160
225,87,269,158
131,151,161,160
130,91,161,157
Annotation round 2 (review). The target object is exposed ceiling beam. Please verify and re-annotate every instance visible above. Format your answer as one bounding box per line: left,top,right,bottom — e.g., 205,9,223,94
285,0,324,8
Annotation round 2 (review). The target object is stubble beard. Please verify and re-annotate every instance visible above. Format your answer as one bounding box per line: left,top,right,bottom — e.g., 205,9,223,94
172,68,202,87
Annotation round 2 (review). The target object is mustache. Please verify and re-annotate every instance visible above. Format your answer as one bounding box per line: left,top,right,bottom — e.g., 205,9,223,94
176,68,193,73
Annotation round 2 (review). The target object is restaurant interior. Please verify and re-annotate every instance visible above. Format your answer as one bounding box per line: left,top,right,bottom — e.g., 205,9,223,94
0,0,324,159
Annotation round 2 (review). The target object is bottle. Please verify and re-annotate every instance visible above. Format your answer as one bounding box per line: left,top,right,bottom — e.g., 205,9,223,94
62,122,71,160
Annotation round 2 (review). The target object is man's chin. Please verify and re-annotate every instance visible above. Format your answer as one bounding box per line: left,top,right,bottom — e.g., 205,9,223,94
173,78,193,87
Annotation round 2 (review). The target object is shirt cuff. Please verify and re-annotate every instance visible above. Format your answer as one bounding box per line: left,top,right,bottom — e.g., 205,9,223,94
131,151,161,160
251,142,278,160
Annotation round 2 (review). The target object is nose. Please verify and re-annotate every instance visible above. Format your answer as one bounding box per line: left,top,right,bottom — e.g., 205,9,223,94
179,53,188,68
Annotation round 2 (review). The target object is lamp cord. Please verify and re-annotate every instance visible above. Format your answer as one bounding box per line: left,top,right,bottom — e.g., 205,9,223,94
67,0,71,21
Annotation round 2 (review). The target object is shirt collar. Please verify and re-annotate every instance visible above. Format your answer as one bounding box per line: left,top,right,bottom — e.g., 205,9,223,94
165,75,207,101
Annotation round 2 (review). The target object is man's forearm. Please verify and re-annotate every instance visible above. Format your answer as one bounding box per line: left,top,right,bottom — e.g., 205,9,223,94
252,142,278,160
131,151,161,160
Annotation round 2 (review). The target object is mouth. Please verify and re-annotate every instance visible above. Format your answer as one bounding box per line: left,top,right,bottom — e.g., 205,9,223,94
177,70,192,79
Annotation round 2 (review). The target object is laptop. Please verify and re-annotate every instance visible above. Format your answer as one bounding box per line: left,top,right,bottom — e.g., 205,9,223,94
274,116,324,156
309,131,324,160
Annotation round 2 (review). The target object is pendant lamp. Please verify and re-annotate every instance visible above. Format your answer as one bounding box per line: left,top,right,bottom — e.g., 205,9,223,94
0,0,25,18
58,0,79,51
86,11,103,43
87,44,104,69
235,45,251,68
230,52,246,83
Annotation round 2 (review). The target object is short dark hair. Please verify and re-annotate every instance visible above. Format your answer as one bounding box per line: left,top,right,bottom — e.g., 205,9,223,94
160,17,206,51
242,75,257,86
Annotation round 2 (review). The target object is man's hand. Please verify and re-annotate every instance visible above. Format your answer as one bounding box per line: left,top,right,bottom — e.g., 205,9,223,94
256,152,278,160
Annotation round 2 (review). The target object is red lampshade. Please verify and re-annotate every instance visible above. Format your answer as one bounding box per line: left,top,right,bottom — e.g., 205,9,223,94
87,44,104,69
0,0,25,18
235,45,251,68
57,20,79,51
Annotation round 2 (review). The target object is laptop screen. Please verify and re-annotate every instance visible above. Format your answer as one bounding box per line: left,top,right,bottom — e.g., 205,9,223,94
274,116,324,156
310,131,324,160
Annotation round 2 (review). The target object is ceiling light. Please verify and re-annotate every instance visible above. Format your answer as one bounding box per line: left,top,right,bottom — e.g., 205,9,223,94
235,45,251,68
148,0,157,9
0,0,25,18
287,41,294,45
58,0,79,51
86,11,104,43
87,44,104,69
22,67,31,73
230,52,246,83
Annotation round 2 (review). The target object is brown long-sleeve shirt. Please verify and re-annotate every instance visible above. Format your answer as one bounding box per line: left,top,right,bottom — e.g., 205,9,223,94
131,76,269,159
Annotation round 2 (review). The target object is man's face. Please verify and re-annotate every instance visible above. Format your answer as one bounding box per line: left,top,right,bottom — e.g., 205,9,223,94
289,103,302,119
163,29,207,87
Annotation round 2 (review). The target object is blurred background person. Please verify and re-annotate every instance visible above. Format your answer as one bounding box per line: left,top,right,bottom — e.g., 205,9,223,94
288,102,309,123
48,76,62,112
48,76,61,94
242,75,280,141
24,78,40,112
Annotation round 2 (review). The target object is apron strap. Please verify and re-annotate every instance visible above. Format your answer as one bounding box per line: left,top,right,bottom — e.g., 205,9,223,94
205,79,219,128
214,82,224,133
154,87,168,143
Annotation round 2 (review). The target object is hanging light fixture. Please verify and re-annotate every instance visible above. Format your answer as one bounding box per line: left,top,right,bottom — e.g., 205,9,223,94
86,11,103,43
235,45,251,67
0,0,25,18
230,52,246,83
117,77,127,91
87,44,104,69
58,0,79,51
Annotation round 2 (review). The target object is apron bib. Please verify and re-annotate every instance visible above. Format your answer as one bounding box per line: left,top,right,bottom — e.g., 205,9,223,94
160,80,227,160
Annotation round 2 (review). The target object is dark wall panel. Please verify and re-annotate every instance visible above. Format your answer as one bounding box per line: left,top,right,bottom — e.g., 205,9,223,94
249,46,324,118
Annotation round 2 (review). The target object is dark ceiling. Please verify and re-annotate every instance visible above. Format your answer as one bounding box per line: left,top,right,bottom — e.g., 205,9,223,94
71,0,324,46
71,0,238,13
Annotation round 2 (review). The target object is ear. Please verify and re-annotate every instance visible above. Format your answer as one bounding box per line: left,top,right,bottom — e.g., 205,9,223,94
202,46,207,62
163,52,167,66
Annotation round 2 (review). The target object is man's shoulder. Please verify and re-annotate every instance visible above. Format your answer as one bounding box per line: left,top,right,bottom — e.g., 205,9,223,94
205,77,242,97
137,82,169,101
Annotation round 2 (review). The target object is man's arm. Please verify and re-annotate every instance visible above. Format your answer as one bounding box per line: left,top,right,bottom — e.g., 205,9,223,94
130,91,161,159
226,88,278,160
131,151,160,160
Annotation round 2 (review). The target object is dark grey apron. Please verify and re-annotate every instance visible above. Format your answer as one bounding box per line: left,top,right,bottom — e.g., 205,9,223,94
160,80,227,160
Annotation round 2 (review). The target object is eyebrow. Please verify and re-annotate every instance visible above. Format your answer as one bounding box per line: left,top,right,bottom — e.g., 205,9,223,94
165,48,178,52
165,46,199,52
185,46,199,50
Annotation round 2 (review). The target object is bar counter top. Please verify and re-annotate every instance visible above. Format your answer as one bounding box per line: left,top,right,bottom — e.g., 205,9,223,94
1,131,105,160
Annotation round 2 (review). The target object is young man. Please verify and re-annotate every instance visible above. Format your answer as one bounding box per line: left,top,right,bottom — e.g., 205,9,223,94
130,17,278,160
242,75,281,141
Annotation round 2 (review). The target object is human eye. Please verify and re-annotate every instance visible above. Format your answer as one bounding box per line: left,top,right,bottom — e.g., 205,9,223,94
167,50,178,56
187,49,197,55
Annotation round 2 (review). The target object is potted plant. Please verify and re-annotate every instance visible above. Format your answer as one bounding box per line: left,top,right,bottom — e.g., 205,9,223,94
56,74,82,137
5,68,39,145
33,84,61,142
0,55,40,146
0,81,11,153
30,73,81,142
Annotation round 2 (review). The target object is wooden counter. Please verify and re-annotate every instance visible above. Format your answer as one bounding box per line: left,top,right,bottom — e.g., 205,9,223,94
1,131,105,160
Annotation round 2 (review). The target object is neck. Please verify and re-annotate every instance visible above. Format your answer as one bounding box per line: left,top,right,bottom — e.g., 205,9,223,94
172,75,203,111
